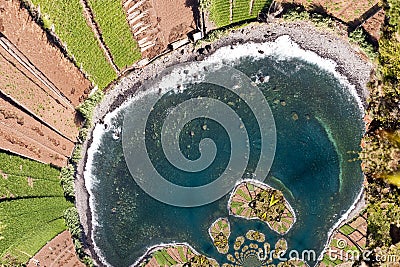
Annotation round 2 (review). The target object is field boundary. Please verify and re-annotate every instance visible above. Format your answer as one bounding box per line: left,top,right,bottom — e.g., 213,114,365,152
79,0,120,74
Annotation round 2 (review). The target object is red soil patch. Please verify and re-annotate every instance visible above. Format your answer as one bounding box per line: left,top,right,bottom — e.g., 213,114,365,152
362,8,385,41
0,44,81,141
123,0,196,59
0,95,74,167
27,231,85,267
0,0,92,107
151,0,196,43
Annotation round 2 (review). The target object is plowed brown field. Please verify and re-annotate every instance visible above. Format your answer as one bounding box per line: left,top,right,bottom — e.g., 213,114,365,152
27,231,85,267
0,44,80,141
0,0,97,165
0,95,74,167
0,0,92,106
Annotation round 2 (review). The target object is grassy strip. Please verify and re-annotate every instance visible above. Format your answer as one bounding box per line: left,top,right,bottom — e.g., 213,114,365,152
30,0,117,89
0,153,60,180
87,0,141,69
0,175,61,198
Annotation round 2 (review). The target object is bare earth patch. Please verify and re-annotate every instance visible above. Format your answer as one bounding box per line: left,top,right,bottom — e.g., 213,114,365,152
0,95,74,167
123,0,196,59
27,231,85,267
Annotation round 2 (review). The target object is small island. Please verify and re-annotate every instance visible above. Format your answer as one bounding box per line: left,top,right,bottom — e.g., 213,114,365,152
224,230,308,267
228,180,296,234
208,218,231,254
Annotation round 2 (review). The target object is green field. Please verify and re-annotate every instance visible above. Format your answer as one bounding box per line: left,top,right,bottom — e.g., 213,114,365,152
209,0,271,27
88,0,141,69
210,0,231,27
30,0,117,89
0,153,72,264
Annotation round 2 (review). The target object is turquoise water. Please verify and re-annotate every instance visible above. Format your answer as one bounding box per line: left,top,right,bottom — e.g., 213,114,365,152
86,51,364,266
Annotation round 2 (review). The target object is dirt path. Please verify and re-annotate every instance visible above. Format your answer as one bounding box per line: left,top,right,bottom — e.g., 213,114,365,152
79,0,120,74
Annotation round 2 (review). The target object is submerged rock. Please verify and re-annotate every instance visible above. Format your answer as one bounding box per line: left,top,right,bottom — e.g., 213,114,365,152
292,112,299,121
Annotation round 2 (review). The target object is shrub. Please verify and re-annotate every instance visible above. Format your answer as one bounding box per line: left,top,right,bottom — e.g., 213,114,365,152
387,0,400,32
63,207,81,239
202,28,229,43
71,144,82,164
60,164,75,198
282,8,310,21
348,28,377,60
368,203,400,247
77,89,104,123
361,131,400,177
379,37,400,81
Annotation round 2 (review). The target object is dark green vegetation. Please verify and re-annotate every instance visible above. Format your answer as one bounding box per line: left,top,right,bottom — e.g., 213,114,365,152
77,89,105,124
64,207,94,266
0,153,73,265
207,0,272,27
361,0,400,264
87,0,141,69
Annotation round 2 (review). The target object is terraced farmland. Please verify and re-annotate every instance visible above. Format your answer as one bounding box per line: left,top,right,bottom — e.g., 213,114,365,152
30,0,117,89
87,0,141,70
209,0,272,27
0,0,92,106
0,153,73,265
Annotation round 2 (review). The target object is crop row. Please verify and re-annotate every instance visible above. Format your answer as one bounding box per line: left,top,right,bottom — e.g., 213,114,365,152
6,219,67,264
0,153,60,181
210,0,231,27
88,0,141,69
30,0,117,89
232,0,251,22
252,0,270,15
0,152,72,264
210,0,272,27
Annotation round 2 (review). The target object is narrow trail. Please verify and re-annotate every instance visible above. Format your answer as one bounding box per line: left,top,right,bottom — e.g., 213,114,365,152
249,0,255,15
79,0,120,75
230,0,233,23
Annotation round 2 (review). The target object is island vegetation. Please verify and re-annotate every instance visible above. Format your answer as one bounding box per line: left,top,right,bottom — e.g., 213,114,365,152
229,181,296,234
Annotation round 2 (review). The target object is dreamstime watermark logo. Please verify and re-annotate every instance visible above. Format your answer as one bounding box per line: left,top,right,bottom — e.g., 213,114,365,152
326,238,398,263
122,63,276,207
269,239,398,263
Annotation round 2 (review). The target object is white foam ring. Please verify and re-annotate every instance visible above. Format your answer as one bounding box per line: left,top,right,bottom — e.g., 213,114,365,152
83,35,365,266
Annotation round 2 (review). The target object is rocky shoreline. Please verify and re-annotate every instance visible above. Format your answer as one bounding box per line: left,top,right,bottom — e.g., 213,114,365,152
75,20,373,266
